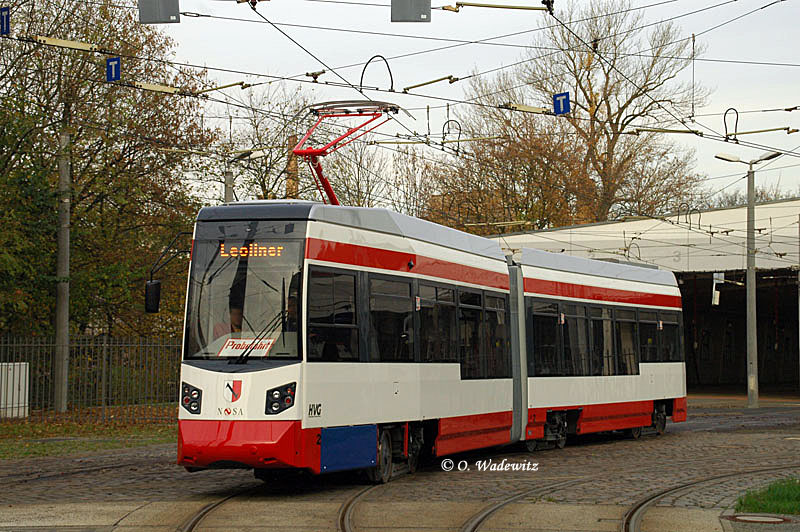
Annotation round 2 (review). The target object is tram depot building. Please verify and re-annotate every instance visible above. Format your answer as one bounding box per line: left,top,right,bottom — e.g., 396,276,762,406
493,198,800,392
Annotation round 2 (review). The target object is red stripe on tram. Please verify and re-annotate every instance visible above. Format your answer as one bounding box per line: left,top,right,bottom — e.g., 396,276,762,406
306,237,510,290
523,277,682,308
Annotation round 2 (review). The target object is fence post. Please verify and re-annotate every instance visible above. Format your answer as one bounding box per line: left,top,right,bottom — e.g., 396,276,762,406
101,334,108,423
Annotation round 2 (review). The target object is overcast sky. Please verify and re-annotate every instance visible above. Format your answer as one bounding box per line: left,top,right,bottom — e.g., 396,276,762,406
161,0,800,199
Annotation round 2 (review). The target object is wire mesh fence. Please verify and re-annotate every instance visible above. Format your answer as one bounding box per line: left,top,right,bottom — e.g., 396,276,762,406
0,335,181,423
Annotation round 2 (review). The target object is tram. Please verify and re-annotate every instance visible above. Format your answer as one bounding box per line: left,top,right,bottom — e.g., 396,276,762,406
168,200,686,482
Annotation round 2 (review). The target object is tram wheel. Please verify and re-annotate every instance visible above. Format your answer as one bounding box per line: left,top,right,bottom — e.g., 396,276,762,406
367,430,393,484
653,405,667,435
407,429,422,474
408,447,419,474
525,440,539,452
625,426,643,440
555,418,567,449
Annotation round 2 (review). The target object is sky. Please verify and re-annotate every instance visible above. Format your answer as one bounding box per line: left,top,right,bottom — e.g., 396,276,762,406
157,0,800,200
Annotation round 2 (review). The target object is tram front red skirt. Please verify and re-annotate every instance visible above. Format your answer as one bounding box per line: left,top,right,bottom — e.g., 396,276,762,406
178,420,321,473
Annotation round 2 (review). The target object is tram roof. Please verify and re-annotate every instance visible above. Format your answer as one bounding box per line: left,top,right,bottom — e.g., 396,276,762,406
518,247,678,287
198,201,676,286
197,200,508,261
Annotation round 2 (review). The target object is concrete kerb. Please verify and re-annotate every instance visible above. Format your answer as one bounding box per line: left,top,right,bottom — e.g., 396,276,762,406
720,508,736,532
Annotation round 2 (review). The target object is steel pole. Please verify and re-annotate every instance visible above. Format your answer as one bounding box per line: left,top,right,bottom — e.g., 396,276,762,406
286,134,298,199
797,214,799,393
224,170,234,203
55,130,71,413
746,163,759,408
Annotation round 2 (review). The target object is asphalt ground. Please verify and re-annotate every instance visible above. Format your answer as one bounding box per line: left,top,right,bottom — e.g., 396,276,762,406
1,394,799,532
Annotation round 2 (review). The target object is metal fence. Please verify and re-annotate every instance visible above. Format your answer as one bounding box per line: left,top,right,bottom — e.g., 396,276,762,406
0,335,181,423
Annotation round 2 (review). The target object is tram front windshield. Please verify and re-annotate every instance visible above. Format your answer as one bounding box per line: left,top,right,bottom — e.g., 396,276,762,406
183,220,305,361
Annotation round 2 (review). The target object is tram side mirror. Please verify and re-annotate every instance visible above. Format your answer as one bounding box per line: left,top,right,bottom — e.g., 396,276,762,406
145,280,162,313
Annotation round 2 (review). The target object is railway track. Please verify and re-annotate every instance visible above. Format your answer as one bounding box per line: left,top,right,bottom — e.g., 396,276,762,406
177,478,379,532
458,461,800,532
459,477,588,532
0,460,145,485
337,484,382,532
179,486,258,532
176,459,800,532
621,463,800,532
333,471,595,532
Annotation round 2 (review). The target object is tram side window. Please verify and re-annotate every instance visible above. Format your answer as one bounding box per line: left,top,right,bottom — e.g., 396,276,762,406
639,311,659,362
563,305,590,376
459,289,483,379
589,307,615,376
614,309,639,375
420,284,458,363
530,300,560,376
660,312,683,362
307,269,359,362
485,295,511,378
369,277,414,362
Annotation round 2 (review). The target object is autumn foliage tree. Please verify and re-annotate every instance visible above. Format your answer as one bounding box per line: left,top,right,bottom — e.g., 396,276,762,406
432,0,705,231
0,0,218,336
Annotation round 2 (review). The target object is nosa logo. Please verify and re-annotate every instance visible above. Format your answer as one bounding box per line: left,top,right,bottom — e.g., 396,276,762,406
217,407,244,416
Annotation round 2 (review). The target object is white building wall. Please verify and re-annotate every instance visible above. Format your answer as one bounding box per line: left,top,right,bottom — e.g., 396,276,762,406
492,199,800,273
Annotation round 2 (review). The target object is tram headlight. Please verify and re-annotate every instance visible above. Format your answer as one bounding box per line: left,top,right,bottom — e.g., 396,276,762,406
181,382,202,415
265,382,296,415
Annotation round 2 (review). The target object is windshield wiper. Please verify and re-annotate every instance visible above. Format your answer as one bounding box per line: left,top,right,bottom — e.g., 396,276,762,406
281,278,286,347
229,309,285,365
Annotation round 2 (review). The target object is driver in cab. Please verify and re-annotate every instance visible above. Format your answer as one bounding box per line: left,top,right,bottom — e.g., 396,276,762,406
214,306,243,340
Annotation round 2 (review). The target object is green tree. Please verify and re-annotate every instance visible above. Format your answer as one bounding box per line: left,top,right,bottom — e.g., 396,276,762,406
0,94,57,334
0,0,217,336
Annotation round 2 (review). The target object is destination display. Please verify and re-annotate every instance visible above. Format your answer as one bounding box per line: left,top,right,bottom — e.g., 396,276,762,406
219,243,285,258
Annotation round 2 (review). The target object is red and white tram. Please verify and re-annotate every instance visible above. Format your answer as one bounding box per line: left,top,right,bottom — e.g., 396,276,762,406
174,201,686,482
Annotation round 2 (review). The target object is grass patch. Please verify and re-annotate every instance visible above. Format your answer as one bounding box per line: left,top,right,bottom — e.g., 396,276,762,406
736,478,800,515
0,420,176,460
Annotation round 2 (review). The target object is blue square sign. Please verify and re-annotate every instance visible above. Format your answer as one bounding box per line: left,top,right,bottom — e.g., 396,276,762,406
553,91,570,115
1,7,10,36
106,57,121,82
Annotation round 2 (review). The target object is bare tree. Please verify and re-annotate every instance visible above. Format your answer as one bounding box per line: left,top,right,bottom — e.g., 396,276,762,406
451,0,706,226
386,146,439,218
523,0,705,220
706,185,798,209
204,85,312,202
324,137,390,207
